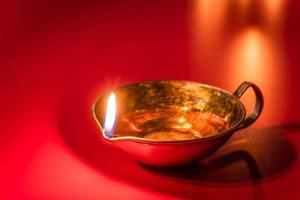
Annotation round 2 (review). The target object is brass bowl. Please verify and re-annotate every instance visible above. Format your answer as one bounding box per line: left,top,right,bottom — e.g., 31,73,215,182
92,81,263,167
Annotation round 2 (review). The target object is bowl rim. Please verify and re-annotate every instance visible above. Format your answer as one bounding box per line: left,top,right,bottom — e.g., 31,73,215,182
92,80,246,144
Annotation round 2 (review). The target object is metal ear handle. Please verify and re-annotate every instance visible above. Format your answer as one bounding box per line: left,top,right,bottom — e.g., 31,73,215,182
233,81,264,130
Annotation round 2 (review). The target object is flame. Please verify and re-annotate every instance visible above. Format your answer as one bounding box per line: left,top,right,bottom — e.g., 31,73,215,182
103,93,117,138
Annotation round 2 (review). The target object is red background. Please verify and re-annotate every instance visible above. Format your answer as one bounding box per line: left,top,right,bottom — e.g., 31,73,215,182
1,0,300,199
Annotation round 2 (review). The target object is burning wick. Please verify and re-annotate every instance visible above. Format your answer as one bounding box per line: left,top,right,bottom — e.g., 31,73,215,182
103,92,117,138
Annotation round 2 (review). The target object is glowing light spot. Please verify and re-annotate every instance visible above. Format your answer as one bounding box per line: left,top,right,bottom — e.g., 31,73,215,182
178,117,185,123
183,123,192,129
182,106,189,111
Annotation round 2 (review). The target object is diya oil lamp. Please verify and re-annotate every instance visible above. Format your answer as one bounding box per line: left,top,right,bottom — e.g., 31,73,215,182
92,81,263,167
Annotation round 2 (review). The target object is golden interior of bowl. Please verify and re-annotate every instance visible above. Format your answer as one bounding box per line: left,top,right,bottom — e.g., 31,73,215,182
93,80,245,141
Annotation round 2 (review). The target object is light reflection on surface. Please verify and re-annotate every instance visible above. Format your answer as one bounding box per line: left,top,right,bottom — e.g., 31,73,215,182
190,0,287,125
191,0,227,48
262,0,286,28
225,28,275,85
224,28,286,125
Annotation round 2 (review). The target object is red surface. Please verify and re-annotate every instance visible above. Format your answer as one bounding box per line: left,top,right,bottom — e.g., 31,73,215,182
1,0,300,199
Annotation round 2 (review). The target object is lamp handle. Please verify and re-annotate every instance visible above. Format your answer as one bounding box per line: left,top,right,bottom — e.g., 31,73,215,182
233,81,264,130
